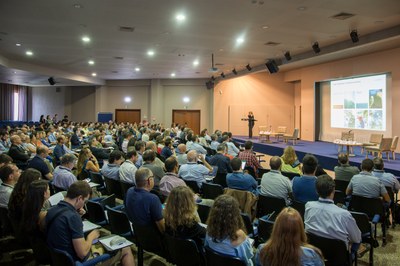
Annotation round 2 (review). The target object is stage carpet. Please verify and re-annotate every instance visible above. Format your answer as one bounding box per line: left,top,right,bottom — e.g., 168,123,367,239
233,136,400,177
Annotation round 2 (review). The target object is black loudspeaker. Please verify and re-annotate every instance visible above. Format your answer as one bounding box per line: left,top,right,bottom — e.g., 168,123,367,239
48,77,55,85
265,60,279,74
205,81,214,90
350,30,359,43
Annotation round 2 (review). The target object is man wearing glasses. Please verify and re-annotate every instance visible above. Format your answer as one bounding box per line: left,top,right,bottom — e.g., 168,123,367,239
125,168,165,233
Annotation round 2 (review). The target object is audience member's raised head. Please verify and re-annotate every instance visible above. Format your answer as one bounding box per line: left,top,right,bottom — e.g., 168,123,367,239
36,146,50,158
221,135,229,142
373,157,384,170
146,141,157,152
0,164,20,184
244,141,253,150
211,134,217,141
177,143,186,153
165,157,178,173
142,150,156,163
61,154,77,168
302,154,318,175
108,150,125,164
135,168,154,189
10,135,22,145
338,153,349,165
269,156,282,171
164,186,198,232
187,150,198,162
230,157,242,171
206,194,244,241
259,207,322,266
135,140,145,152
316,174,335,198
216,144,226,153
361,158,374,172
66,180,92,201
126,150,137,161
281,146,298,165
0,154,12,168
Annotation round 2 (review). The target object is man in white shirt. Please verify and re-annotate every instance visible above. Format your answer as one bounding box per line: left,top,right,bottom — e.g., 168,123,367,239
119,150,138,185
0,164,21,208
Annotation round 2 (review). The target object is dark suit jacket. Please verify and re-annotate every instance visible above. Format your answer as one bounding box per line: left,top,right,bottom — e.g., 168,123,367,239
8,144,30,164
90,146,110,160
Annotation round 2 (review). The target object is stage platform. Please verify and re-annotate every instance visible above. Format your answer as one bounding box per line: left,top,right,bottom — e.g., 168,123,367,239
233,136,400,177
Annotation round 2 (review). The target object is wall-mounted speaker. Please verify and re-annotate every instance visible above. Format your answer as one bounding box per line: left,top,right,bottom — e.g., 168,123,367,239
205,80,214,90
48,77,55,85
265,60,279,74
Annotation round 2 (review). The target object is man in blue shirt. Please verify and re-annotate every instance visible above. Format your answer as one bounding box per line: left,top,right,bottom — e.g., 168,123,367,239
292,154,319,203
53,135,66,165
101,150,124,180
125,168,165,233
226,158,258,194
27,146,53,180
372,157,400,192
209,144,233,174
46,181,134,264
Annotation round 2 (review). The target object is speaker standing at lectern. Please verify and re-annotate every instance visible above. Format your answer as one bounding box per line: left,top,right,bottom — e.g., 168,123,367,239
247,111,255,139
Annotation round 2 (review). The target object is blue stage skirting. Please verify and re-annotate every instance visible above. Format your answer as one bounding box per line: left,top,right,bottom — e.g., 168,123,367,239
233,136,400,177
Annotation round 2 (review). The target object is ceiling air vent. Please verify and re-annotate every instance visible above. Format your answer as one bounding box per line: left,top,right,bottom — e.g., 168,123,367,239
119,26,135,32
331,12,355,20
114,56,124,60
264,41,281,46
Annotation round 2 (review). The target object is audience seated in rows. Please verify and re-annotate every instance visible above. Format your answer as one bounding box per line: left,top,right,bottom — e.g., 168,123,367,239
53,154,78,190
145,141,165,167
334,153,360,182
238,141,261,177
227,158,258,195
280,146,302,175
205,194,254,265
101,150,124,180
292,154,319,203
89,138,110,160
125,168,165,234
186,134,207,155
8,135,30,165
178,150,213,189
119,150,138,185
256,208,324,266
305,175,361,258
260,156,292,205
346,158,391,203
0,163,21,208
47,181,134,265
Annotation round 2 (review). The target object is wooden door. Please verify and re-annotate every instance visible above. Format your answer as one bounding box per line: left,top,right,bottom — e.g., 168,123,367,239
115,109,141,124
173,110,201,134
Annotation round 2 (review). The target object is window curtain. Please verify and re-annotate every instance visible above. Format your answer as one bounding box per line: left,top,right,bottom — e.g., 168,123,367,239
0,83,28,121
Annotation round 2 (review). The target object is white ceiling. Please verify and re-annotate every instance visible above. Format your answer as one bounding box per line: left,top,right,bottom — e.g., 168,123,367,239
0,0,399,87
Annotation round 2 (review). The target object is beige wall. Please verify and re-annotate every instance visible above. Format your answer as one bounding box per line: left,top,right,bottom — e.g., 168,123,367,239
213,47,400,146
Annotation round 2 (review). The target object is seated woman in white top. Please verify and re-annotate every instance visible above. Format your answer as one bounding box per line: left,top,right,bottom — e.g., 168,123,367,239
205,194,254,265
255,208,324,266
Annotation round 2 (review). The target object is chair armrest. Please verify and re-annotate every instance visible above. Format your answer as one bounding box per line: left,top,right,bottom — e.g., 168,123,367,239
79,253,111,266
372,214,380,224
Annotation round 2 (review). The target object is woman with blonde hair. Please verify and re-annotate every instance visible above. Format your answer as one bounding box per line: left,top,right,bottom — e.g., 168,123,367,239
164,186,206,248
205,195,254,265
281,146,302,174
77,147,99,179
256,208,324,266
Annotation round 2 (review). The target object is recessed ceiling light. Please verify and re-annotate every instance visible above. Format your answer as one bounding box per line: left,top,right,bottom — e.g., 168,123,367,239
82,36,91,43
88,60,95,65
183,97,190,103
193,60,199,66
147,50,155,56
236,37,244,44
219,48,224,52
73,4,83,8
124,97,131,103
91,73,97,76
26,51,33,56
16,43,21,46
176,14,186,21
171,73,176,77
262,25,269,29
135,67,140,72
297,6,307,11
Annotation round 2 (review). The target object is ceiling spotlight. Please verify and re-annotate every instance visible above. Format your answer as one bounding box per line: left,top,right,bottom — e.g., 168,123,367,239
232,68,238,75
312,42,320,53
236,37,244,45
220,72,225,78
135,67,140,72
124,97,131,103
183,97,190,103
193,60,199,66
88,60,95,65
284,51,292,61
350,30,359,43
176,14,186,21
171,73,176,77
16,43,21,47
246,64,252,71
147,50,155,56
82,36,91,43
91,73,97,76
26,51,33,56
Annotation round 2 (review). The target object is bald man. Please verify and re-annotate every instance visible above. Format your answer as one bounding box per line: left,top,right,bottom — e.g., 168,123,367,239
178,150,213,188
176,144,188,165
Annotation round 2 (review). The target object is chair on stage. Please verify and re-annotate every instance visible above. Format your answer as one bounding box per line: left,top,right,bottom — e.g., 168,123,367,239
283,128,299,145
365,138,392,160
390,136,399,160
275,126,287,142
361,134,383,154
